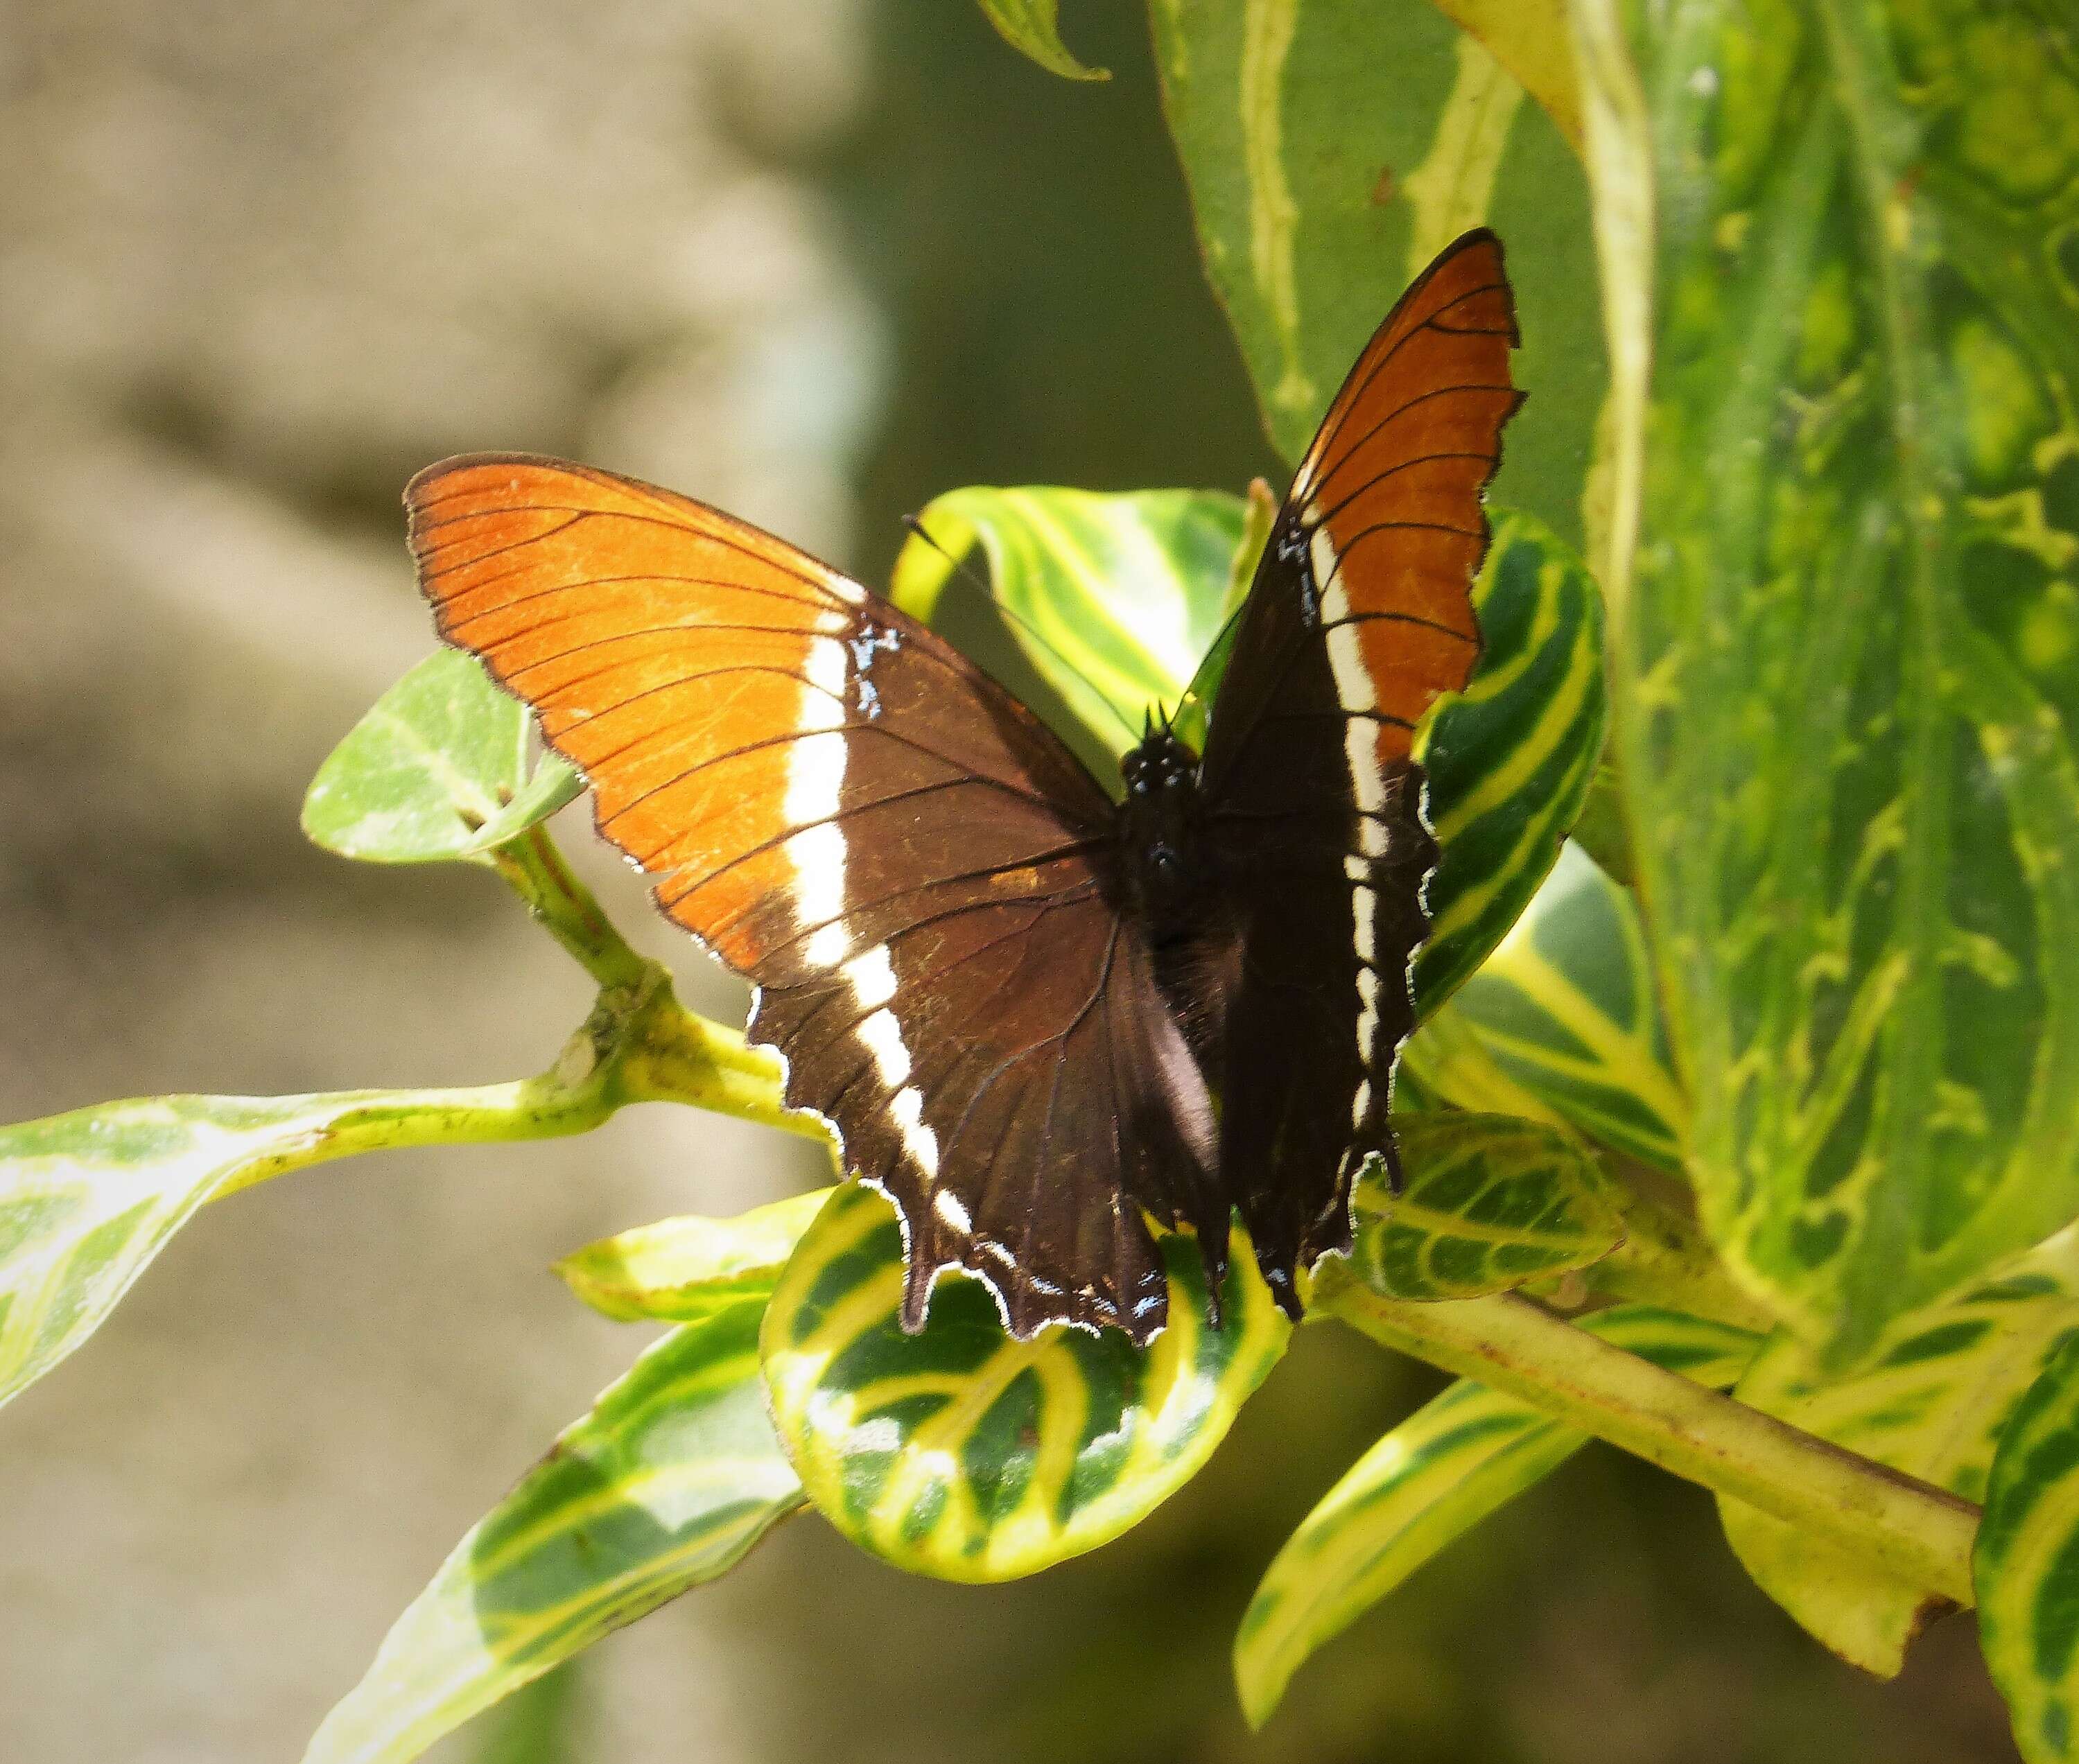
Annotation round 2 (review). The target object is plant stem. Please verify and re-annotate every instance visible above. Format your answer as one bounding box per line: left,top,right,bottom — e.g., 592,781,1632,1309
487,825,650,990
210,1072,620,1200
1316,1271,1979,1607
622,997,833,1146
212,963,832,1204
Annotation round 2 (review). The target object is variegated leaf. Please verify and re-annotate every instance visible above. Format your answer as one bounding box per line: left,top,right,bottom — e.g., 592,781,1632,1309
1412,512,1608,1010
1720,1232,2079,1677
1346,1113,1623,1302
1235,1304,1760,1726
887,485,1246,775
304,1302,801,1764
0,1094,391,1410
556,1188,835,1323
303,648,579,864
758,1184,1289,1582
1582,0,2079,1361
1406,841,1687,1173
1149,0,1605,542
1979,1329,2079,1763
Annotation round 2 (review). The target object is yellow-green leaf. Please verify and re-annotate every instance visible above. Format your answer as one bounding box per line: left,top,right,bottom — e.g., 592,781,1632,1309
0,1094,381,1410
1586,0,2079,1363
1235,1304,1759,1726
1346,1113,1623,1302
1720,1233,2079,1677
303,649,579,865
1427,0,1580,146
973,0,1107,81
555,1188,834,1322
1980,1328,2079,1763
304,1302,801,1764
1412,512,1608,1011
1406,841,1687,1173
759,1184,1289,1582
889,485,1247,776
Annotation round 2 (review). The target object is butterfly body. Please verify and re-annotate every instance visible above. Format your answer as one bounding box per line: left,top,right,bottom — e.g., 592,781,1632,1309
407,231,1522,1346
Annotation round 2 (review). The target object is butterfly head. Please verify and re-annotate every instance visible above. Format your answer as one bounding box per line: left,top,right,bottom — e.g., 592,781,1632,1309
1120,724,1206,938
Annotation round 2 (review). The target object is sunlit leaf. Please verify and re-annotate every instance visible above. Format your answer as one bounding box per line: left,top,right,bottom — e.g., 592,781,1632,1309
0,1094,385,1410
1346,1113,1622,1302
759,1184,1289,1582
1720,1232,2079,1677
1149,0,1605,543
1980,1328,2079,1763
1172,476,1277,755
1583,0,2079,1361
1406,841,1687,1173
888,485,1246,771
556,1189,834,1323
1235,1304,1759,1726
305,1302,802,1764
973,0,1107,81
303,649,579,865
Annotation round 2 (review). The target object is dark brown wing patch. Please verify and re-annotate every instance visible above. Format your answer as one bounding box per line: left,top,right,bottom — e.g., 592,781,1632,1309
1197,232,1522,1313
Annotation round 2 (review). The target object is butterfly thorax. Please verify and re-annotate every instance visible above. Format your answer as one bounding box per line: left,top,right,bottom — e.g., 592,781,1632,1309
1118,729,1210,948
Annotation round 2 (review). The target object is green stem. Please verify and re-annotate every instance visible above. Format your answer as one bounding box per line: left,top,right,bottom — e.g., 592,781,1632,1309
214,958,831,1204
1316,1270,1979,1608
623,984,834,1146
211,1073,618,1201
487,825,650,990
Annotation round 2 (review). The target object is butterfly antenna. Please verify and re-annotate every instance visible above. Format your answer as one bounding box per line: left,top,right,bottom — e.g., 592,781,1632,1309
903,516,1146,749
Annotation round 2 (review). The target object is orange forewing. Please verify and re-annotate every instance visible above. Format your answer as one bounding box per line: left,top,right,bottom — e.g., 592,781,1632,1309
406,455,865,965
1298,230,1520,766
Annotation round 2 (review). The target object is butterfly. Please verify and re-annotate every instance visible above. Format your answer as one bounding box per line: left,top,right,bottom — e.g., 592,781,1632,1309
406,229,1521,1345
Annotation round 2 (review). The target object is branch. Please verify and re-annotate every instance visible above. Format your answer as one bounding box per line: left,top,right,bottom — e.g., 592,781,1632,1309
1315,1270,1978,1608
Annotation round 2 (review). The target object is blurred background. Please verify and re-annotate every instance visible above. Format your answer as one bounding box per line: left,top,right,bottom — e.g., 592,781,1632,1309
0,3,2024,1760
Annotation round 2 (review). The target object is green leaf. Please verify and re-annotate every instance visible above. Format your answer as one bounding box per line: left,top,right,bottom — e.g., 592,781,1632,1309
1149,0,1606,542
0,1094,383,1410
1235,1304,1759,1727
1344,1113,1623,1302
1719,1232,2079,1677
889,485,1247,769
305,1302,803,1764
1585,0,2079,1361
1413,511,1609,1011
973,0,1107,81
1406,841,1688,1174
555,1188,835,1322
759,1184,1290,1582
1172,476,1278,754
303,649,580,864
1427,0,1581,146
1980,1328,2079,1764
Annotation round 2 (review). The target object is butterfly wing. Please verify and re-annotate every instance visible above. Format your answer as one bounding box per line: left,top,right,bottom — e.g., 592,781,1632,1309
408,455,1224,1342
1197,230,1522,1312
